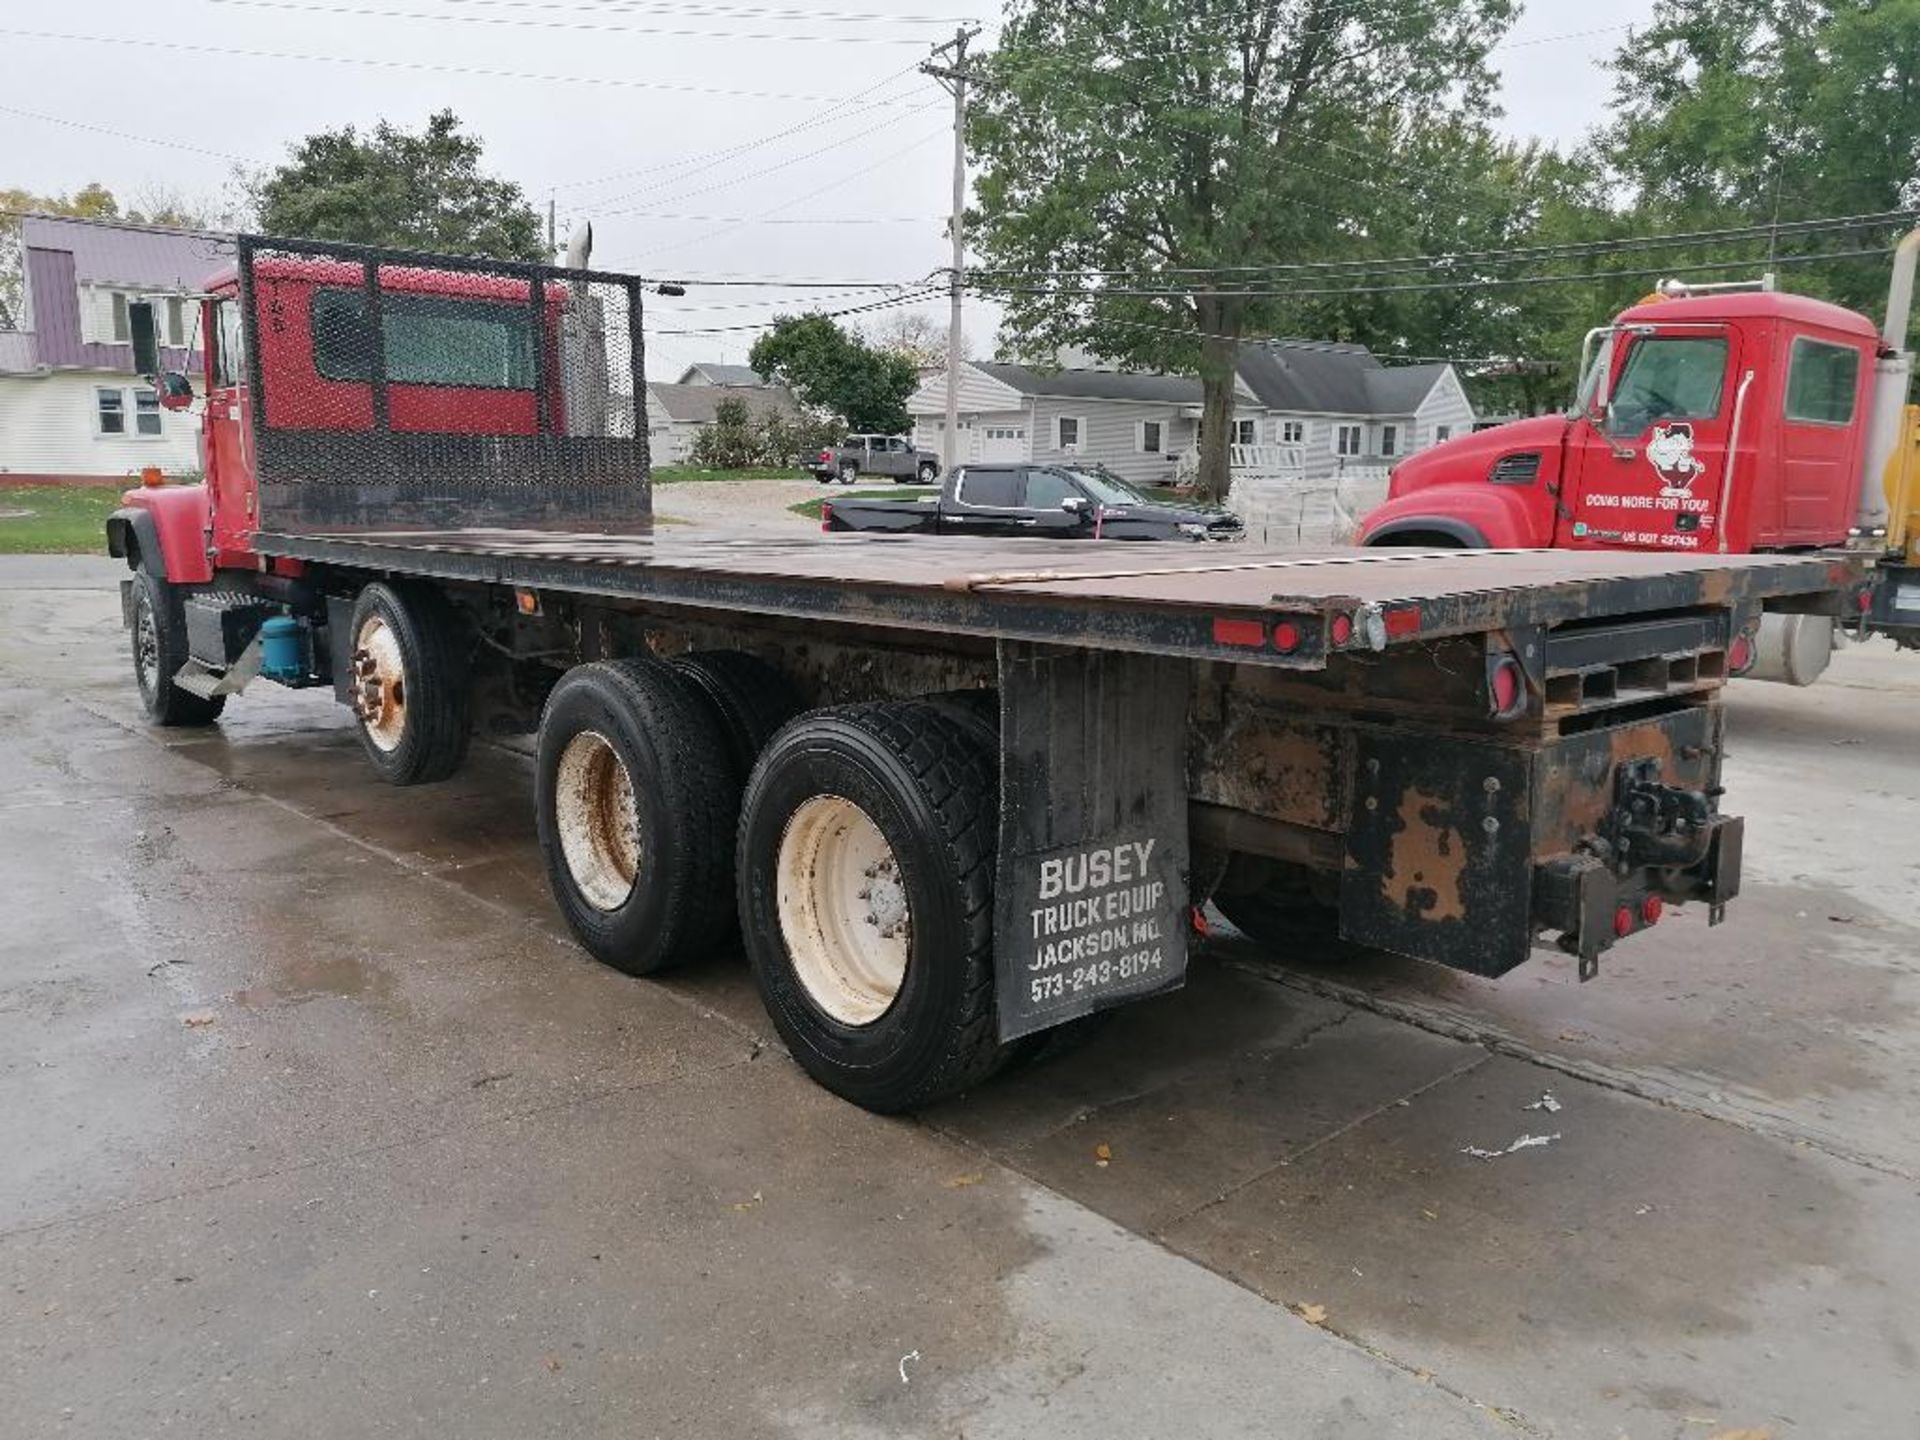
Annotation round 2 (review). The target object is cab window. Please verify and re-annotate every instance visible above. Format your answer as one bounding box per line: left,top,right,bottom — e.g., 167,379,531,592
1784,336,1860,425
212,299,246,388
1604,335,1728,436
1022,469,1081,508
312,288,535,390
956,467,1019,506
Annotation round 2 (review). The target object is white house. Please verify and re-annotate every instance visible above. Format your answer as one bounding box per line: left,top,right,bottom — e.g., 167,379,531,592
907,342,1475,487
0,215,226,483
644,380,801,465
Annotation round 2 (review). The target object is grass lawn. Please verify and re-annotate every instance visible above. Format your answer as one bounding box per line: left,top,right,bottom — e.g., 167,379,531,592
654,466,801,484
788,489,927,522
0,486,128,554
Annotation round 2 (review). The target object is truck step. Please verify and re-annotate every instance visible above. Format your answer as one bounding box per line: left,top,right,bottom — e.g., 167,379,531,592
171,635,264,700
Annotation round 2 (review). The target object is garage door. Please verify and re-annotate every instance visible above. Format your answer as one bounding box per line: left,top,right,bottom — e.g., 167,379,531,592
980,424,1027,462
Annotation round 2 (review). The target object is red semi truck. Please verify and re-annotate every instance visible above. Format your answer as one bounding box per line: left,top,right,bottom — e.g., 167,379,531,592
103,232,1876,1112
1357,231,1920,683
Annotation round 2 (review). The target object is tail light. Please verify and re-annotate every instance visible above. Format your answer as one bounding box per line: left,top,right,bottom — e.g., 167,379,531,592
820,501,833,532
819,449,833,464
1488,654,1527,719
1727,630,1756,676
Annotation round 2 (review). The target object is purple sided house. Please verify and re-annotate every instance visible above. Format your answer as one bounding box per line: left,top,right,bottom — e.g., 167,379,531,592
0,215,232,485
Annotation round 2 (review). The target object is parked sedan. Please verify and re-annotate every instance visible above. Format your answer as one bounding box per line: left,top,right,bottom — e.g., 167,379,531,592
823,462,1244,540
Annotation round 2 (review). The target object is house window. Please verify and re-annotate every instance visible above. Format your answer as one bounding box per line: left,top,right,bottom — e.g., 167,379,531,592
1435,424,1453,443
1232,418,1256,446
1138,419,1163,453
1279,420,1304,445
133,388,163,436
166,297,187,347
1379,424,1398,457
1335,423,1363,456
96,387,126,435
1784,336,1860,425
110,293,131,343
1056,415,1083,451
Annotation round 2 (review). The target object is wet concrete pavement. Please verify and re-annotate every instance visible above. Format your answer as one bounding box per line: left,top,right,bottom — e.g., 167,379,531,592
3,555,1917,1438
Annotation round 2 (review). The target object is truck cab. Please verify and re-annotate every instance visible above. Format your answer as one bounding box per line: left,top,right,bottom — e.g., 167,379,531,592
1360,290,1881,556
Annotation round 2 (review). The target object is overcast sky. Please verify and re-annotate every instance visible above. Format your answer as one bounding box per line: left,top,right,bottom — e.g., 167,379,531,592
2,0,1657,376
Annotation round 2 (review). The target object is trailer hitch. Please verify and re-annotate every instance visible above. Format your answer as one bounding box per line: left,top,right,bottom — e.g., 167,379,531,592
1606,757,1715,870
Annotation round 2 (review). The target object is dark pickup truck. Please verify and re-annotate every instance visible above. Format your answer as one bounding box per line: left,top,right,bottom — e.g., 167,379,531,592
822,462,1245,541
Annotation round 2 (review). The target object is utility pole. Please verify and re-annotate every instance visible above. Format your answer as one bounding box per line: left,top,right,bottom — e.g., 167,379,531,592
923,24,980,475
547,192,557,262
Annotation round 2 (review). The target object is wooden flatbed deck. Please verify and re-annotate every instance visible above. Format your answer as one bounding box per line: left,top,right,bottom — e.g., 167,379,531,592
253,527,1860,670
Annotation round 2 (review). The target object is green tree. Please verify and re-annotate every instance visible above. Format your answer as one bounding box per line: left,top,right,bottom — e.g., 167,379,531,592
969,0,1517,499
748,313,918,433
0,182,121,327
1598,0,1920,329
255,110,544,262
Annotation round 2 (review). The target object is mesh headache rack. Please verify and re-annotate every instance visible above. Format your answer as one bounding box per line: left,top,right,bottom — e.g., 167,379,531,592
235,234,653,536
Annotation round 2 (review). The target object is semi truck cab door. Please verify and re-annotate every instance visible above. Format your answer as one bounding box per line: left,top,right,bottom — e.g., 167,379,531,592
203,296,257,555
1560,327,1741,552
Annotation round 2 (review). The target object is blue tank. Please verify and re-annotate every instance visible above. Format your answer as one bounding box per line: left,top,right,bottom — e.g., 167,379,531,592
258,615,306,683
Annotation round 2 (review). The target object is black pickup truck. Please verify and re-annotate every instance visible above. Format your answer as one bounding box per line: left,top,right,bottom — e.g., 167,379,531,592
822,462,1244,540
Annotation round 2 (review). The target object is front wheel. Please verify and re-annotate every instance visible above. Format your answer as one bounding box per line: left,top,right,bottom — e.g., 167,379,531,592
130,567,224,727
736,702,1008,1111
346,582,471,784
916,462,938,484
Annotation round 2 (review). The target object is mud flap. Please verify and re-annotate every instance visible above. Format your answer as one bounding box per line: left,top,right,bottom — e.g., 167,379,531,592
1342,733,1535,977
993,642,1191,1042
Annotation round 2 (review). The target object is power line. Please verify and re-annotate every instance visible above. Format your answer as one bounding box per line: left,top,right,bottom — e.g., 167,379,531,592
208,0,962,43
360,0,986,22
970,242,1900,303
0,104,260,165
654,286,943,333
551,63,928,194
967,211,1920,281
0,27,930,104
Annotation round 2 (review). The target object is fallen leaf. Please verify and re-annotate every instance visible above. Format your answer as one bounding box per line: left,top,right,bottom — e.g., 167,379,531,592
730,1190,763,1212
1706,1429,1772,1440
182,1012,217,1028
544,1356,563,1374
1293,1302,1328,1327
1420,1209,1439,1221
942,1172,984,1189
1093,1143,1112,1168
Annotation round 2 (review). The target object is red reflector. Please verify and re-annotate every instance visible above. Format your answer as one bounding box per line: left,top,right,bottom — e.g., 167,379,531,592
1272,621,1301,653
1857,589,1873,612
1641,895,1664,925
820,502,833,533
1490,658,1524,715
1383,605,1421,638
1213,617,1266,648
1614,906,1635,938
1330,612,1354,646
1728,633,1755,674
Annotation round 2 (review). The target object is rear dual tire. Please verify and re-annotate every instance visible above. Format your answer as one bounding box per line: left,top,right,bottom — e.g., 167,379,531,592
736,703,1009,1112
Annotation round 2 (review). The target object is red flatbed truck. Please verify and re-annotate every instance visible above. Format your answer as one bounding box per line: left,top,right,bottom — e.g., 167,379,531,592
1358,229,1920,683
104,234,1875,1111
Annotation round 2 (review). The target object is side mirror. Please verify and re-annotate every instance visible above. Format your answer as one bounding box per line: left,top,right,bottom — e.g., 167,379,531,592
1060,496,1092,517
129,301,161,379
156,370,195,411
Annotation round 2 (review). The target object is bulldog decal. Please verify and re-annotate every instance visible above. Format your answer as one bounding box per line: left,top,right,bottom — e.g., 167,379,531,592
1645,422,1708,496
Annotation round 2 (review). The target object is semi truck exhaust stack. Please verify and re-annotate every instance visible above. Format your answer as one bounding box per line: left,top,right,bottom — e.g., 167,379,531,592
1856,228,1920,536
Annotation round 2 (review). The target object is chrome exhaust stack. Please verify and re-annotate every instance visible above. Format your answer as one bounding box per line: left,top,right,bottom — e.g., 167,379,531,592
1856,228,1920,537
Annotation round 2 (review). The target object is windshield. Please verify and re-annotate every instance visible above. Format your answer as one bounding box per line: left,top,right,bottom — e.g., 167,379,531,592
1063,466,1156,507
1604,335,1728,437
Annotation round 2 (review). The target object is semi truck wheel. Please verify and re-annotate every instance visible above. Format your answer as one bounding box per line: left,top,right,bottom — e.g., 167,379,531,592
347,583,471,785
666,650,803,783
130,567,225,727
735,702,1008,1112
536,660,737,975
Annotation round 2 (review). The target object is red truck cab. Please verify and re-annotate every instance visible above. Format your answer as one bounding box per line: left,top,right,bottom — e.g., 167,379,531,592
109,256,571,583
1361,290,1881,556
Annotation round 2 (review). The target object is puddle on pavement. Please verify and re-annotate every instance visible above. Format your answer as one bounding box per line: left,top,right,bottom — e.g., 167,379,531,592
231,952,397,1009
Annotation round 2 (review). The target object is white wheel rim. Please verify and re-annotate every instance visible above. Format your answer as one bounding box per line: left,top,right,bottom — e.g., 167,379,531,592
776,795,910,1027
352,615,408,753
133,591,160,695
555,730,641,912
